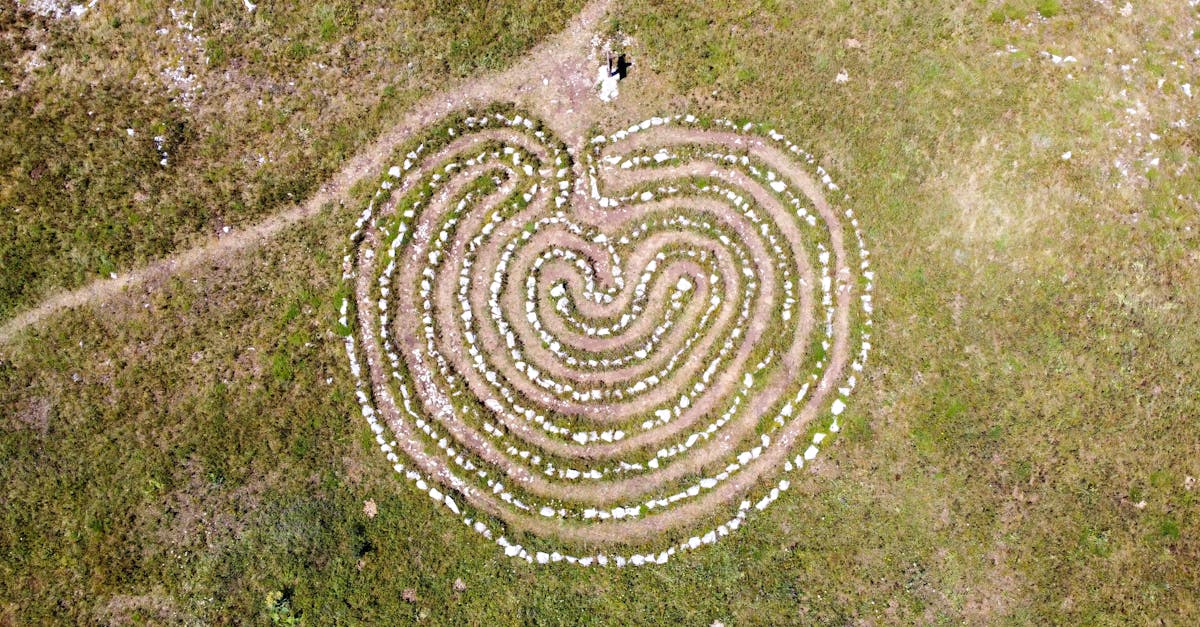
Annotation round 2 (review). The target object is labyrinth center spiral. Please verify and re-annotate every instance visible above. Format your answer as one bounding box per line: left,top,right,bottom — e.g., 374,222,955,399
341,109,872,564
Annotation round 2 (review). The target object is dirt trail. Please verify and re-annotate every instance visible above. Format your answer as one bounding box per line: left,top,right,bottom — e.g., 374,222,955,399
0,0,612,346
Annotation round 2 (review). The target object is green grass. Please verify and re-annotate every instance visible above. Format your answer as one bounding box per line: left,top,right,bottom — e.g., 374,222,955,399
0,0,586,320
2,0,1199,623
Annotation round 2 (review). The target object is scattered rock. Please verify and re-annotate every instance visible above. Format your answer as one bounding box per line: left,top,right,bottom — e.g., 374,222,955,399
453,578,466,592
363,499,377,518
402,589,418,603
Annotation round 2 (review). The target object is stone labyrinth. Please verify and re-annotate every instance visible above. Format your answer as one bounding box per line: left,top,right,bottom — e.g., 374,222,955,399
339,105,874,566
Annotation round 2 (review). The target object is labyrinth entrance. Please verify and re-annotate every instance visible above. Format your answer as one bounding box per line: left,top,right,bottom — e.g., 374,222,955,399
339,105,874,566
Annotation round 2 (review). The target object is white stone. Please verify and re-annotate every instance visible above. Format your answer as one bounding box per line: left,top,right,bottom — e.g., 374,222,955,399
597,69,620,102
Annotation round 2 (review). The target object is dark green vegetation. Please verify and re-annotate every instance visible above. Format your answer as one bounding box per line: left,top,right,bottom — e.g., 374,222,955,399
2,0,1198,623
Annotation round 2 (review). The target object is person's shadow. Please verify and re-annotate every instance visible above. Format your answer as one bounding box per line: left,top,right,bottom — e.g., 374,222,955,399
613,53,631,80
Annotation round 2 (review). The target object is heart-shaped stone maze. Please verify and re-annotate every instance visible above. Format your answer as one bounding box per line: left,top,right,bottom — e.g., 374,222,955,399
339,105,874,566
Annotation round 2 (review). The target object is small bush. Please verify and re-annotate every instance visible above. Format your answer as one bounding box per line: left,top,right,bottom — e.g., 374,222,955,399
1036,0,1063,18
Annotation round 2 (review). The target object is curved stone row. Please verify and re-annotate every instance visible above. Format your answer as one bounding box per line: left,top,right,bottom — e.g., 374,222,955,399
339,107,875,565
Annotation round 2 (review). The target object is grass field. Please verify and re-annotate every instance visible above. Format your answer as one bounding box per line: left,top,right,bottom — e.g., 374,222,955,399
0,0,586,319
2,0,1198,624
